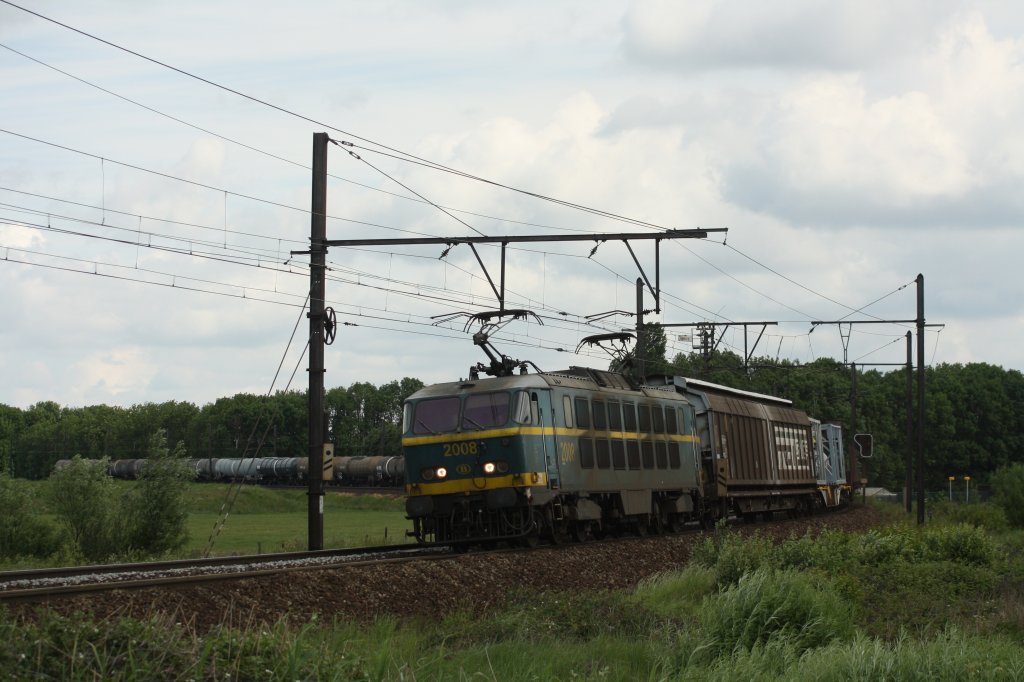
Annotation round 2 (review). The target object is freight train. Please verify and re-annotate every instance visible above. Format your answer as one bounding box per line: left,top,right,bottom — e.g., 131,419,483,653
55,454,404,487
401,366,850,546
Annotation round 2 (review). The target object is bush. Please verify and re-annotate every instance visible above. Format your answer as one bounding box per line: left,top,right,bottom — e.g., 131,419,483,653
47,456,122,562
932,500,1009,531
698,568,855,658
48,431,194,563
0,476,60,558
121,430,193,555
992,464,1024,528
689,530,775,586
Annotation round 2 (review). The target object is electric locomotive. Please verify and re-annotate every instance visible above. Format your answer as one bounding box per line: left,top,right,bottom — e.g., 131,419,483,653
402,365,705,545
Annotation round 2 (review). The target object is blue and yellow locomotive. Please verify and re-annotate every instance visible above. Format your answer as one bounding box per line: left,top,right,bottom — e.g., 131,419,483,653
402,366,706,545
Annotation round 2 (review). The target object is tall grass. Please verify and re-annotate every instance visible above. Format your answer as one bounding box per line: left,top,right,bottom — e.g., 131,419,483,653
4,516,1024,679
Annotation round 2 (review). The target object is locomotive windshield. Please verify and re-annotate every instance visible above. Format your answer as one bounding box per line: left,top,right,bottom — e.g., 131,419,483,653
409,391,517,435
411,396,460,435
462,392,511,430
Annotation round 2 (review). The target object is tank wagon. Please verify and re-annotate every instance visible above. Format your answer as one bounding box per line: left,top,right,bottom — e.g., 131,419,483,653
97,454,404,487
335,455,405,486
402,367,850,546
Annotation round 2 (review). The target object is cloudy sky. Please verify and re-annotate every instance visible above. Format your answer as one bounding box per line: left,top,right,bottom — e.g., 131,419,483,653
1,0,1021,409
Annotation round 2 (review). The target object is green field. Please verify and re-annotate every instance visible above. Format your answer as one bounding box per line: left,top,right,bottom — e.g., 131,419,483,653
0,480,411,567
185,484,411,556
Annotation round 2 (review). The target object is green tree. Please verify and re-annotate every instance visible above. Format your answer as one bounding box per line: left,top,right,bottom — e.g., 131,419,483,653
122,429,193,555
47,455,121,562
0,475,60,558
991,463,1024,527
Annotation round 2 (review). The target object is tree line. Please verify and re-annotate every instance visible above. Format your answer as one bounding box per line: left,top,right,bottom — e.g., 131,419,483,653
2,341,1023,492
0,378,424,480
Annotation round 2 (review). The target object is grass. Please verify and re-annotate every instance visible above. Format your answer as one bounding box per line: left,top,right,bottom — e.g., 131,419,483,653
182,484,410,555
0,480,410,568
7,490,1024,679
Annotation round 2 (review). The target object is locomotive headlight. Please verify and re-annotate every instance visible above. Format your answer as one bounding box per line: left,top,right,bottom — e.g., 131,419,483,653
436,467,448,479
483,462,496,474
421,468,436,481
496,460,510,473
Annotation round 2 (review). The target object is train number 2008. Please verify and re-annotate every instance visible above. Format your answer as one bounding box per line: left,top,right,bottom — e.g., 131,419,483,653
443,441,479,457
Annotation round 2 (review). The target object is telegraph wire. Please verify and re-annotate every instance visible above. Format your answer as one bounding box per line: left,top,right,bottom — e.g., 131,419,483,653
3,5,919,343
0,185,307,249
0,128,436,239
339,140,677,231
1,0,682,233
1,40,615,237
2,209,617,335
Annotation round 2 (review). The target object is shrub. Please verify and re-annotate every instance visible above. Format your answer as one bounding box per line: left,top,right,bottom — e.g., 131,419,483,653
689,530,775,586
932,499,1009,531
698,568,855,657
48,431,194,562
0,476,60,558
121,430,193,555
47,456,122,562
992,464,1024,528
921,523,999,566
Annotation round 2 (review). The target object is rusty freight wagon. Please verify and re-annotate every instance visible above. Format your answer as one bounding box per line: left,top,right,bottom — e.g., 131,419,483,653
651,376,826,519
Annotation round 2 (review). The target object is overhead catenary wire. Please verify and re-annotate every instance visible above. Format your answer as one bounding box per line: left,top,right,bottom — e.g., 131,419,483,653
0,0,683,234
1,1,938,374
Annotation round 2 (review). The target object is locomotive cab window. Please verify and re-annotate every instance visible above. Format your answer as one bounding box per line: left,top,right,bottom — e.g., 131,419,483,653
412,397,460,435
464,392,512,430
513,392,532,424
562,396,573,428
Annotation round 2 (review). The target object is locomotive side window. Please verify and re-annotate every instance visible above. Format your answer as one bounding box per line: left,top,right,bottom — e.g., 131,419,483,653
639,404,652,432
652,405,665,433
666,407,678,434
464,392,512,430
402,402,413,434
575,397,590,428
656,441,669,469
608,401,622,431
562,396,574,428
623,402,637,432
611,439,626,470
596,439,611,469
670,443,681,469
412,397,460,435
626,440,640,469
641,440,654,469
593,401,608,430
579,437,594,468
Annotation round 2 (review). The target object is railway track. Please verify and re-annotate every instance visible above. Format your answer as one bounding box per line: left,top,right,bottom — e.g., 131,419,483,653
0,543,447,604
